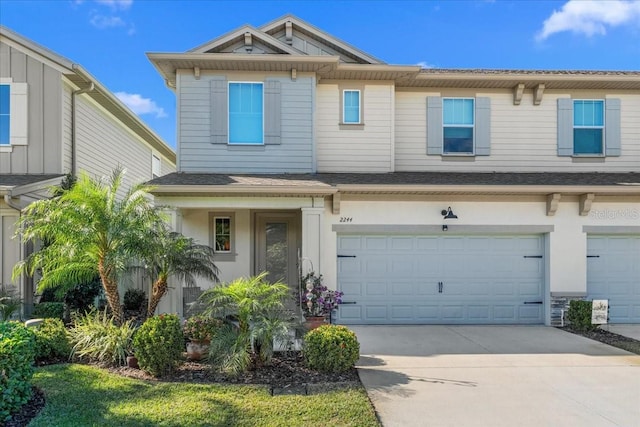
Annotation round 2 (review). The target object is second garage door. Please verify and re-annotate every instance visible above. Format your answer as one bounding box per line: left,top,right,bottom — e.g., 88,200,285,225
336,234,545,325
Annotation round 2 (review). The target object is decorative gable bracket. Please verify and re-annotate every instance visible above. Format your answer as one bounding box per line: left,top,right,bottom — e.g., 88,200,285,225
579,193,595,216
513,83,525,105
546,193,561,216
534,84,545,105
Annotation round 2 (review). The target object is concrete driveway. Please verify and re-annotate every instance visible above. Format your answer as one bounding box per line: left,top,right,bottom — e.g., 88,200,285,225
352,326,640,427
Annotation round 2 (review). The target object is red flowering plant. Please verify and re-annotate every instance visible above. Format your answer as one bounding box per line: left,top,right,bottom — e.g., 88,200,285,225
300,272,343,318
182,316,222,342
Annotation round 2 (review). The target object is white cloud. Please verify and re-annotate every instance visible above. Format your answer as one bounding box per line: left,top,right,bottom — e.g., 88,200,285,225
115,92,167,118
537,0,640,41
417,61,435,69
96,0,133,10
90,14,125,29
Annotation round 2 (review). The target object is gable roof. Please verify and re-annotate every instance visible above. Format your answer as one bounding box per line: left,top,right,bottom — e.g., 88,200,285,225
188,25,301,55
0,26,176,164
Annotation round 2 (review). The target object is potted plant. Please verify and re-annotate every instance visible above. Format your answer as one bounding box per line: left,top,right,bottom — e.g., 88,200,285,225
300,272,343,329
183,316,222,360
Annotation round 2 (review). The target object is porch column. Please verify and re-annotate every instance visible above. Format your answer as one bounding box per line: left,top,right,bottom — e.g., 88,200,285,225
301,203,324,276
157,208,184,317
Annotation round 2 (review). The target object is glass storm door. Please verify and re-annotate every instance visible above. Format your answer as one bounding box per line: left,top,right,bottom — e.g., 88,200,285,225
255,213,299,288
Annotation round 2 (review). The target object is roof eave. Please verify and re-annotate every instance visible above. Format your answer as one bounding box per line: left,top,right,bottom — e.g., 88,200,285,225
150,184,337,196
335,184,640,195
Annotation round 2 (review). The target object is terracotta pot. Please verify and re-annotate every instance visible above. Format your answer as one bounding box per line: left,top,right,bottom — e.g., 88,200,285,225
186,340,210,361
303,316,327,330
126,355,139,369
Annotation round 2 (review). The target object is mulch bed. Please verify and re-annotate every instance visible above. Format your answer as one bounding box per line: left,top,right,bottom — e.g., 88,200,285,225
4,387,45,427
560,326,640,355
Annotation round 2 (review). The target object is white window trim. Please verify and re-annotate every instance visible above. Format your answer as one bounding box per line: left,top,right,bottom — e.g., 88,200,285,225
342,89,361,124
573,99,605,156
442,97,475,155
209,212,236,262
227,81,264,145
151,153,161,178
0,78,28,153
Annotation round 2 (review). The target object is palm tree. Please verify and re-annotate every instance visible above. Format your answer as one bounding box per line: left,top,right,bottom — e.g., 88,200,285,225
142,231,219,318
199,273,295,375
14,168,164,324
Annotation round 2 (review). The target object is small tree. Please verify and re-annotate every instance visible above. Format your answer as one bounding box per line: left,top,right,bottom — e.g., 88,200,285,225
14,168,165,324
199,272,294,375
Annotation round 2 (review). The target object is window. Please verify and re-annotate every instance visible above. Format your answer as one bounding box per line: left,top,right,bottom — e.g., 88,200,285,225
209,212,236,261
0,84,9,145
573,100,604,155
152,154,161,178
443,98,474,154
228,82,263,144
343,90,361,124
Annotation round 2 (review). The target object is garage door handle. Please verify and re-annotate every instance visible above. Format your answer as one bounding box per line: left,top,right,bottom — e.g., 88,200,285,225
523,255,543,259
438,282,443,293
337,255,356,258
524,301,543,304
340,301,357,305
587,255,600,258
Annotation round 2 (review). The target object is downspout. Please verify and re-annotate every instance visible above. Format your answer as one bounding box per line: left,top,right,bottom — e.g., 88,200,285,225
4,194,22,211
71,82,95,177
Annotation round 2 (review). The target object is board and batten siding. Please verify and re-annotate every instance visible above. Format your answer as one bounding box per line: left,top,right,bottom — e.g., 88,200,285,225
177,72,314,173
0,203,20,287
0,41,62,174
395,90,640,172
316,83,394,172
75,95,156,191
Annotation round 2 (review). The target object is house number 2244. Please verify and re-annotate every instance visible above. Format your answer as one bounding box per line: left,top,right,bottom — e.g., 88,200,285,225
339,217,353,223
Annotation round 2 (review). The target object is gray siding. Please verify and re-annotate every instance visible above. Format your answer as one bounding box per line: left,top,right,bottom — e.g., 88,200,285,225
178,72,314,173
0,41,62,174
0,206,20,287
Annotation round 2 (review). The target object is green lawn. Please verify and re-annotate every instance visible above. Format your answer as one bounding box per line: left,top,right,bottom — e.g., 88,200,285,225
30,364,380,427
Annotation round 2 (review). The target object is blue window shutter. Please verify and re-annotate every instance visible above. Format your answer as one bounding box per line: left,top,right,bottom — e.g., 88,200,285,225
264,79,281,145
210,77,227,144
557,98,573,156
605,98,621,156
427,96,443,155
475,97,491,156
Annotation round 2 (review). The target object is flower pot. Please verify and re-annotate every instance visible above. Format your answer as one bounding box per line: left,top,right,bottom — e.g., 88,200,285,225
126,355,139,369
303,316,327,330
186,340,210,361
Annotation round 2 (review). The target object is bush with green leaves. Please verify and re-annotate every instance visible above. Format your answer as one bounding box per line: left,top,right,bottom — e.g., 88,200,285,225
0,285,22,321
304,325,360,373
133,314,184,376
123,288,147,312
568,300,598,332
33,302,64,319
33,318,71,361
0,321,36,421
68,310,136,366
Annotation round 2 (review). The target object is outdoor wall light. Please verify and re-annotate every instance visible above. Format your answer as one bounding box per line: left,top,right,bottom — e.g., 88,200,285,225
441,207,458,219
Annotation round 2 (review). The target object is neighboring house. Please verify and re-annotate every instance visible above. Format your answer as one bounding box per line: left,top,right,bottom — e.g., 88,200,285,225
147,15,640,325
0,26,176,314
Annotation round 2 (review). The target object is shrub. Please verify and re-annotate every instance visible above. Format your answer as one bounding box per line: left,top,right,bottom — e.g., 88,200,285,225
64,278,102,312
133,314,184,376
33,318,71,361
183,316,223,342
1,285,23,321
568,300,598,332
124,288,147,312
0,321,36,421
33,302,64,319
304,325,360,373
68,310,136,366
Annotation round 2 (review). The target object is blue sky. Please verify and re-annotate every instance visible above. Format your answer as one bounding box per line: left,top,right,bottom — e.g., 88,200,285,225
1,0,639,148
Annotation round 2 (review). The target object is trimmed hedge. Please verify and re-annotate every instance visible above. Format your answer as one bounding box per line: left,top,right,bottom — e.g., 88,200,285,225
568,300,598,332
304,325,360,373
33,302,65,319
0,321,36,422
133,314,184,377
33,318,71,361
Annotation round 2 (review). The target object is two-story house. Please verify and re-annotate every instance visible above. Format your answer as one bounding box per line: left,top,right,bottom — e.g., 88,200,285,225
0,26,176,313
147,15,640,325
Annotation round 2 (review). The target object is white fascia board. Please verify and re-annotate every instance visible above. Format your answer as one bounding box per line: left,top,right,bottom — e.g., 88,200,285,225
150,185,337,196
9,176,64,197
335,184,640,195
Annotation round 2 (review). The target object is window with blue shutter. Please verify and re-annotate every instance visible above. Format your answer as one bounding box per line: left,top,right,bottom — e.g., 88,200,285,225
573,100,604,155
443,98,474,154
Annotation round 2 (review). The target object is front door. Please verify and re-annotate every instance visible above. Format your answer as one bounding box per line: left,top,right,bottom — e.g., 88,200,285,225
255,213,300,291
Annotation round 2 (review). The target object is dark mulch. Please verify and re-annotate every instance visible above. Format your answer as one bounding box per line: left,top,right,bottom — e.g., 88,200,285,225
560,326,640,355
6,352,360,426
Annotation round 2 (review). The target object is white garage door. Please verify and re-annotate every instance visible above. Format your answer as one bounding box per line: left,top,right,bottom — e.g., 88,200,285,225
336,234,545,325
587,236,640,324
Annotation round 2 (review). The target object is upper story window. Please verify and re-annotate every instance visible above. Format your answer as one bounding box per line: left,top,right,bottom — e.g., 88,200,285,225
443,98,474,154
0,84,9,146
228,82,263,144
573,100,604,155
557,98,620,158
343,90,361,124
152,154,161,178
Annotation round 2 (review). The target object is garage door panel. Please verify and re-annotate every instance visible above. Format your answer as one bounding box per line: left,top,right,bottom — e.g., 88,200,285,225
587,236,640,324
338,234,544,325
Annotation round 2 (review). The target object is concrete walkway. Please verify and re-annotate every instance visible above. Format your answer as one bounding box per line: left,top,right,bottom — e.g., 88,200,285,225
353,326,640,427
